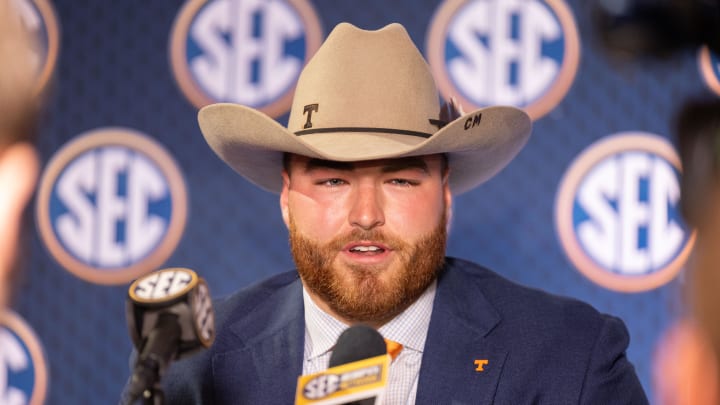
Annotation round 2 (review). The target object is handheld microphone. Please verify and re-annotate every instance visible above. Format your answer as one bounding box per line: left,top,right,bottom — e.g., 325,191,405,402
295,325,389,405
124,268,215,403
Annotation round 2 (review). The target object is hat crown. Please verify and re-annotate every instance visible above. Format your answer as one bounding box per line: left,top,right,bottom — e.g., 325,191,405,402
287,23,440,135
198,22,531,195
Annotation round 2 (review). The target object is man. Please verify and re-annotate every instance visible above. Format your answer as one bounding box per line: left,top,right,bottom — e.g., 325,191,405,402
146,23,648,403
0,0,42,310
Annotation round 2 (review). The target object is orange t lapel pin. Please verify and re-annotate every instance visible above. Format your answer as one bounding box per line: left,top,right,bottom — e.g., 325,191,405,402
474,359,489,372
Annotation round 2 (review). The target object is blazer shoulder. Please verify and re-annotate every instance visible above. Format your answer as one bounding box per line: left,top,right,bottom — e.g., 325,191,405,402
212,270,301,326
445,257,611,335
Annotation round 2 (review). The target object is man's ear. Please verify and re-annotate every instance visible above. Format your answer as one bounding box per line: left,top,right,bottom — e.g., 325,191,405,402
280,169,290,229
443,168,453,230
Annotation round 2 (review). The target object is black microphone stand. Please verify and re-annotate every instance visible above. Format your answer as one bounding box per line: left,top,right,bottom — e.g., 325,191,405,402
140,382,164,405
125,312,182,405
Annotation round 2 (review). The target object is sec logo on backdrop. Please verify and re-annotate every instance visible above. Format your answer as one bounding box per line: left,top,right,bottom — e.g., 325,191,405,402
36,128,188,285
698,46,720,96
170,0,323,117
11,0,60,95
426,0,580,120
555,133,695,292
0,311,47,405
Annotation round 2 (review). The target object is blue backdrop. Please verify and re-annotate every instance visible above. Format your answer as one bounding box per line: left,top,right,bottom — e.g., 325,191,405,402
3,0,717,403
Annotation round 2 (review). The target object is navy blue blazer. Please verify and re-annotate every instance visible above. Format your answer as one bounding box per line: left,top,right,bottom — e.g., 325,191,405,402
140,257,648,404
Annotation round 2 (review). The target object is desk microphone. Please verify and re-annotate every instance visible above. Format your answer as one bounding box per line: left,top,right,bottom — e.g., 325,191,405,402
295,325,389,405
124,268,215,403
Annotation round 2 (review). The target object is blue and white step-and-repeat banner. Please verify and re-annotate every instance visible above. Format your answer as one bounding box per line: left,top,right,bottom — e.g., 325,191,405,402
3,0,719,403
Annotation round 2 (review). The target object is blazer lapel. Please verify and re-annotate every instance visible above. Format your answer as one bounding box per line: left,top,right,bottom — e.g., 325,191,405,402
211,276,305,404
416,263,507,405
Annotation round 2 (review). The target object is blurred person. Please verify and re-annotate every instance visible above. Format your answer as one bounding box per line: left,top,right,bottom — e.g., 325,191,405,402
0,0,42,309
677,98,720,361
653,98,720,405
654,319,719,405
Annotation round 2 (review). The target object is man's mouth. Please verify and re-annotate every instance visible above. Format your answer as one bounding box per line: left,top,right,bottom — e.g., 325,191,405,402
346,243,389,255
350,245,383,253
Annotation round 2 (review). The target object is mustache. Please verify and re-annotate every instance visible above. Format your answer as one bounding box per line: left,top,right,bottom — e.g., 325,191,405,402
325,228,409,251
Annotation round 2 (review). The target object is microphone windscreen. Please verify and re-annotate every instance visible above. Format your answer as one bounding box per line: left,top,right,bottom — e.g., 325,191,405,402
329,325,387,367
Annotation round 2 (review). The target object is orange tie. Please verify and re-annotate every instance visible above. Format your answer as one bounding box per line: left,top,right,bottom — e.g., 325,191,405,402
385,339,403,361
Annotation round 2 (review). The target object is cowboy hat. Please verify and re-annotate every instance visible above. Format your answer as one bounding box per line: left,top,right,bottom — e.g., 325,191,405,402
198,22,531,194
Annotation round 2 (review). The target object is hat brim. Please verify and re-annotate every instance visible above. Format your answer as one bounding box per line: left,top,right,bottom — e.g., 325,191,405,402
199,103,531,194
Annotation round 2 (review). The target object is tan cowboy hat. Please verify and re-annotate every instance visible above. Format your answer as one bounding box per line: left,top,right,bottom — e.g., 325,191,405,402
199,22,531,194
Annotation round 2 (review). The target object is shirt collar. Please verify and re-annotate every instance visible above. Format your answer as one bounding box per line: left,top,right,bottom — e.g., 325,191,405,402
378,280,436,352
303,288,348,360
303,280,437,359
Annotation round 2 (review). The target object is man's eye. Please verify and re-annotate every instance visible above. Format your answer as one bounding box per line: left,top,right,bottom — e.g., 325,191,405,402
318,178,346,187
389,179,418,187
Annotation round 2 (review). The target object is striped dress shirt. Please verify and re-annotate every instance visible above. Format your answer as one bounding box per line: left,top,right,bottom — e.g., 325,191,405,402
302,281,437,404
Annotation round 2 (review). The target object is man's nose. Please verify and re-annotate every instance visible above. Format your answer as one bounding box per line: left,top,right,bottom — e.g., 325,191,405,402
348,184,385,230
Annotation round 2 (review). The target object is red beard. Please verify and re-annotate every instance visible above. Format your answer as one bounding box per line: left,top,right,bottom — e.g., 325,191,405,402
289,214,447,325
